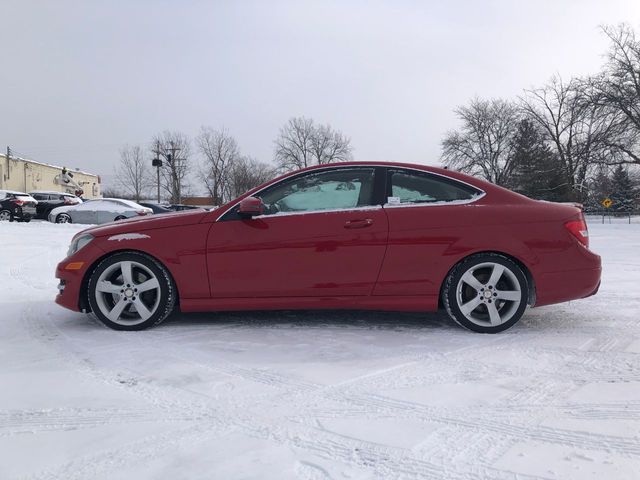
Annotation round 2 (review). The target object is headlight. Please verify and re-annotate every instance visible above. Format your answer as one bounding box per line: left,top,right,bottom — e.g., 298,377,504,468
67,234,94,257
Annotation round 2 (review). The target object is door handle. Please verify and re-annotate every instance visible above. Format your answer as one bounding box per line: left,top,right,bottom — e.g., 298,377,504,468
344,218,373,229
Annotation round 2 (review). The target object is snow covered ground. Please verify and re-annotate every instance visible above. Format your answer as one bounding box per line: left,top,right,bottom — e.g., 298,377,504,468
0,220,639,480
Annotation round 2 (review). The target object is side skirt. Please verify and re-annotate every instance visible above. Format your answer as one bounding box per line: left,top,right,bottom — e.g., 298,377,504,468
180,295,438,313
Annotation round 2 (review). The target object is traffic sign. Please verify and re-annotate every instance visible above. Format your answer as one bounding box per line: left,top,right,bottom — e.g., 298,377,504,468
602,198,613,209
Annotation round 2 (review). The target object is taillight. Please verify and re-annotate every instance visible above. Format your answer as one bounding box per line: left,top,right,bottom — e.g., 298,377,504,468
136,210,148,216
64,197,75,205
564,218,589,248
12,199,25,206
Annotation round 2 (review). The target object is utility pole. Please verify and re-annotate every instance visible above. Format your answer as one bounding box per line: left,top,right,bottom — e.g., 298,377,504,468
6,146,11,181
151,141,162,203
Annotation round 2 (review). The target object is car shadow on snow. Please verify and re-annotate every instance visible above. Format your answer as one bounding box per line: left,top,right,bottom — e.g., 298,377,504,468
161,307,567,333
55,304,562,334
163,310,460,332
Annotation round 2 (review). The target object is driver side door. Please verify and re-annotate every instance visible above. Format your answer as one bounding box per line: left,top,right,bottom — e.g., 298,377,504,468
71,201,98,224
206,167,389,298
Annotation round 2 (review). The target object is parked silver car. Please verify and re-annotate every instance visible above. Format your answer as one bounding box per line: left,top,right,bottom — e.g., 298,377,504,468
48,198,153,224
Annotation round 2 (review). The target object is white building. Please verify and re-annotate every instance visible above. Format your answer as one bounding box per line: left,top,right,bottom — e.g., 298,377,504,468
0,153,101,199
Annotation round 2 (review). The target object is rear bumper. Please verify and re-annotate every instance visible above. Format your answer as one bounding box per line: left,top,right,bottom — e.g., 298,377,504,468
534,255,602,307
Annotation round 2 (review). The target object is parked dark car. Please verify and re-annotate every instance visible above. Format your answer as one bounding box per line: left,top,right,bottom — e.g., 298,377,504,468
29,191,82,220
138,202,174,214
167,204,203,211
0,190,38,222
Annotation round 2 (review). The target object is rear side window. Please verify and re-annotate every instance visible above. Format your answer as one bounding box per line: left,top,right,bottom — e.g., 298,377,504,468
388,170,481,205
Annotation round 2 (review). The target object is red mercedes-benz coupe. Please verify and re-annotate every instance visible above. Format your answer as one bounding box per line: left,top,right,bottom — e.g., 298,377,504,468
55,162,601,333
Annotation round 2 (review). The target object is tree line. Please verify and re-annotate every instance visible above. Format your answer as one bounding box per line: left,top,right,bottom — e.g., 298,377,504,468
110,117,353,205
112,24,640,212
442,24,640,211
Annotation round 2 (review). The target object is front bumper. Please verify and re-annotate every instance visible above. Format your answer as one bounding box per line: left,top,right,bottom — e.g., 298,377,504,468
55,243,106,312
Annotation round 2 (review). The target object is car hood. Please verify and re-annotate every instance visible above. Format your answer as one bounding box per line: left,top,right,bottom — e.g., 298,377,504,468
49,205,74,216
78,209,212,238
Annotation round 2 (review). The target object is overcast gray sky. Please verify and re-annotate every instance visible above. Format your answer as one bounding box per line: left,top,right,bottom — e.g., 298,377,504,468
2,0,639,179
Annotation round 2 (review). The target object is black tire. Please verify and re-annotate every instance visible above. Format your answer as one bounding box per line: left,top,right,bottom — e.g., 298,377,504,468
114,215,127,221
0,209,12,222
87,252,176,331
56,213,72,223
442,253,528,333
20,218,32,223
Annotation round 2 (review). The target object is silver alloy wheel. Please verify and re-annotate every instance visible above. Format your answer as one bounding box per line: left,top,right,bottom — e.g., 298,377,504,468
94,260,162,326
56,213,71,223
0,210,11,221
455,261,522,327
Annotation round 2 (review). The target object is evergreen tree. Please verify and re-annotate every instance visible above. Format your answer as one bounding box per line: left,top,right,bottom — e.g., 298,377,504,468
610,165,636,212
586,167,614,211
510,119,567,201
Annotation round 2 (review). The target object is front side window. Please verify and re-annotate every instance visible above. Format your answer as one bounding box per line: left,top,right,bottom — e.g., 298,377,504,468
258,168,376,215
388,170,481,205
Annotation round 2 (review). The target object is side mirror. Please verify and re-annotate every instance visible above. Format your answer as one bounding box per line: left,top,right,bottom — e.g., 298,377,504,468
237,196,264,217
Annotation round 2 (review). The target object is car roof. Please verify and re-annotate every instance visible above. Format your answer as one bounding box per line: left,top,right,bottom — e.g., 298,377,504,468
29,190,76,195
100,198,146,208
261,161,492,191
287,161,465,178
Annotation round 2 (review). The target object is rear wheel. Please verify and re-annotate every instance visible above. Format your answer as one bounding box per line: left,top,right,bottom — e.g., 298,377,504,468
87,252,176,330
114,215,127,221
0,210,12,222
442,254,528,333
56,213,72,223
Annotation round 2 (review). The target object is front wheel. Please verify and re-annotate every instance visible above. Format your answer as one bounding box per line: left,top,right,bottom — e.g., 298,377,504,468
56,213,72,223
87,252,176,330
442,254,528,333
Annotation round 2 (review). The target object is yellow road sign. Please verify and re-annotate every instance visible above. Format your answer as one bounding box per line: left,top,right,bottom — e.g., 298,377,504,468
602,198,613,209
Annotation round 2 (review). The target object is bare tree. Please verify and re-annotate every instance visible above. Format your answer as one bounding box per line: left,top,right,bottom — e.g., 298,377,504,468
100,187,126,199
196,127,239,205
151,131,191,204
520,76,614,201
441,98,520,186
585,24,640,165
310,124,353,165
115,145,149,202
228,157,274,199
274,117,353,172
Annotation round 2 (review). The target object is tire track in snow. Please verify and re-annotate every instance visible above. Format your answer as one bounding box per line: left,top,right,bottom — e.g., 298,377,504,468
18,266,640,479
0,407,199,436
22,303,542,480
